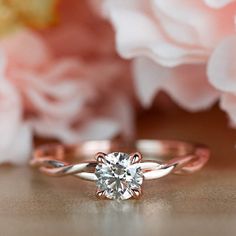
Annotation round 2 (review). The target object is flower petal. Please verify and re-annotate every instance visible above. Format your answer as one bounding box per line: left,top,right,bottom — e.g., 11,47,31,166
133,57,219,111
30,117,120,144
108,8,208,67
208,36,236,93
152,0,202,46
0,79,32,164
204,0,236,8
0,79,21,149
0,49,6,76
1,30,50,68
152,0,236,49
1,123,32,165
220,93,236,126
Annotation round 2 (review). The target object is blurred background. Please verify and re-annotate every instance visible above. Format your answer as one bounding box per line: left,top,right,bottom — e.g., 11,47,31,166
1,0,236,165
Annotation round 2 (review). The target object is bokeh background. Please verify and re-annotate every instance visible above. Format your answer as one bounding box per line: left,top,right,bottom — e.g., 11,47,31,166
1,0,236,165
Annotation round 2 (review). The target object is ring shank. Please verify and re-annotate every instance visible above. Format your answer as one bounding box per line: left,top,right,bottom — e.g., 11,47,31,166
31,140,210,181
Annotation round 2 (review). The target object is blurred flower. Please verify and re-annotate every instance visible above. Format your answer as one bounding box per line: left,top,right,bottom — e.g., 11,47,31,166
0,54,31,164
0,0,134,164
208,36,236,126
94,0,236,126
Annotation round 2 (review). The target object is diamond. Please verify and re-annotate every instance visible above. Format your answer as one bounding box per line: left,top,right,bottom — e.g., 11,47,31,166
95,152,143,200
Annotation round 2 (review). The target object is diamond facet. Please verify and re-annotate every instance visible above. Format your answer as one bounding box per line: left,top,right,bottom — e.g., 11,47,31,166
95,152,143,200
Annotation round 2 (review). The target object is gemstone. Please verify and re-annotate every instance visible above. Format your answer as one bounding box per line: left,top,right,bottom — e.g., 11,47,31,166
95,152,143,200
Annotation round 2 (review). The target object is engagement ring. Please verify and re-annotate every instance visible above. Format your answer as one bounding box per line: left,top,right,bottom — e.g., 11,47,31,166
31,140,210,200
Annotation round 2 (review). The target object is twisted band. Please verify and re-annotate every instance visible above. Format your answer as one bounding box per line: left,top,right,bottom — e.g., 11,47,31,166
31,139,210,200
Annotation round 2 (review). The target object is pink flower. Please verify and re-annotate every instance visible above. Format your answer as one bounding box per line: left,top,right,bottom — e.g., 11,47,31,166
0,0,134,163
2,31,133,144
95,0,236,125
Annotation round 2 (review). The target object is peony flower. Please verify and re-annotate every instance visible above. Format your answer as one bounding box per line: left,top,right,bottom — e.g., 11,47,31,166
96,0,236,65
0,0,134,164
95,0,236,126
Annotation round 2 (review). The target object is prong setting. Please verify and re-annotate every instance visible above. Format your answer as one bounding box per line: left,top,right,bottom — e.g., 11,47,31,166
95,152,107,163
131,188,142,199
96,190,107,199
130,152,142,164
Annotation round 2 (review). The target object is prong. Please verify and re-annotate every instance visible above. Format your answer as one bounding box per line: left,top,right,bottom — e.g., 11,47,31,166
131,188,142,199
96,190,107,199
130,152,142,164
95,152,107,163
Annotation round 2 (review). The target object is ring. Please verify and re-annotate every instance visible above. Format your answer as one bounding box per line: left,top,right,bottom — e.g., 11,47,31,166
31,140,210,200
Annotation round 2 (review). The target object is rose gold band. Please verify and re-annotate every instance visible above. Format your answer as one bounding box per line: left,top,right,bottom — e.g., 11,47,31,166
31,139,210,181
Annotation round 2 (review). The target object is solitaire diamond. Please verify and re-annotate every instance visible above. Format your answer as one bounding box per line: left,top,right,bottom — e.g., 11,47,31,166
95,152,143,200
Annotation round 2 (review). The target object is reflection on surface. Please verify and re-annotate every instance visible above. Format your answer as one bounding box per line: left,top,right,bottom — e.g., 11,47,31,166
70,197,171,236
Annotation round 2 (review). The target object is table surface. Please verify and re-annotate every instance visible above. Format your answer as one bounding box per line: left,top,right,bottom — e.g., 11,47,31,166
0,106,236,236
